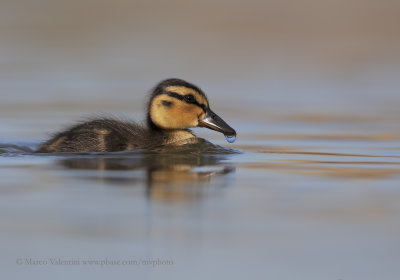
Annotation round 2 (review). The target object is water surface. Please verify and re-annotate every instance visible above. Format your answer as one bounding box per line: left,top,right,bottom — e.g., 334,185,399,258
1,116,400,280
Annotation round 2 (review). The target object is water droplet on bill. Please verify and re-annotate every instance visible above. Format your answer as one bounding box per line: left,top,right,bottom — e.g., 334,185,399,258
225,135,236,143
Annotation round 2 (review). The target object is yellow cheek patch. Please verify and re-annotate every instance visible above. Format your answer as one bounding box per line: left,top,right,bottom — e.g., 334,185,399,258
150,94,200,129
165,86,209,107
171,102,201,126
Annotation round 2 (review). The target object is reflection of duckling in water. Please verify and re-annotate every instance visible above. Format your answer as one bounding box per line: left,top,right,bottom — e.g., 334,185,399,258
59,151,236,202
36,79,236,153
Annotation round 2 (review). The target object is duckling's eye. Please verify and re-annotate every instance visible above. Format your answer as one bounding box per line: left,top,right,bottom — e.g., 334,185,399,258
184,94,195,104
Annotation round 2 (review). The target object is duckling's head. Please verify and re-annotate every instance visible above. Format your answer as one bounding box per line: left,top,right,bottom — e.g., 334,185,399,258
147,78,236,138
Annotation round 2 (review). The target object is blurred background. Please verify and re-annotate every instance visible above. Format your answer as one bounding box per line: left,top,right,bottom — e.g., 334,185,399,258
1,0,400,139
1,1,400,280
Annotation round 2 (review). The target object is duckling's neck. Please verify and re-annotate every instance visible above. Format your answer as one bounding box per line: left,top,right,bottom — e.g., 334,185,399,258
147,116,196,146
162,129,196,145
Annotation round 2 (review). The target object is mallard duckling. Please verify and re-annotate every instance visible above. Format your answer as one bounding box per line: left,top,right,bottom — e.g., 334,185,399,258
36,78,236,153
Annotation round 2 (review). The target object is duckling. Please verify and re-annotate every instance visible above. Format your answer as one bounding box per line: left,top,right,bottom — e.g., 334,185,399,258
36,78,236,153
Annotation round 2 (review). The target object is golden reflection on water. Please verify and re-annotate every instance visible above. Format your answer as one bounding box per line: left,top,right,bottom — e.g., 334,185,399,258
235,145,400,159
245,132,400,141
242,162,400,180
234,140,400,180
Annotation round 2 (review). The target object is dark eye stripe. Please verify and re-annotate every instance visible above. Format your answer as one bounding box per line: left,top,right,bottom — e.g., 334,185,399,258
184,94,195,103
166,91,207,113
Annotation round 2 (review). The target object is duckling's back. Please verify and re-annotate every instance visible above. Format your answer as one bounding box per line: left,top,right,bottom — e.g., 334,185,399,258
36,118,163,153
